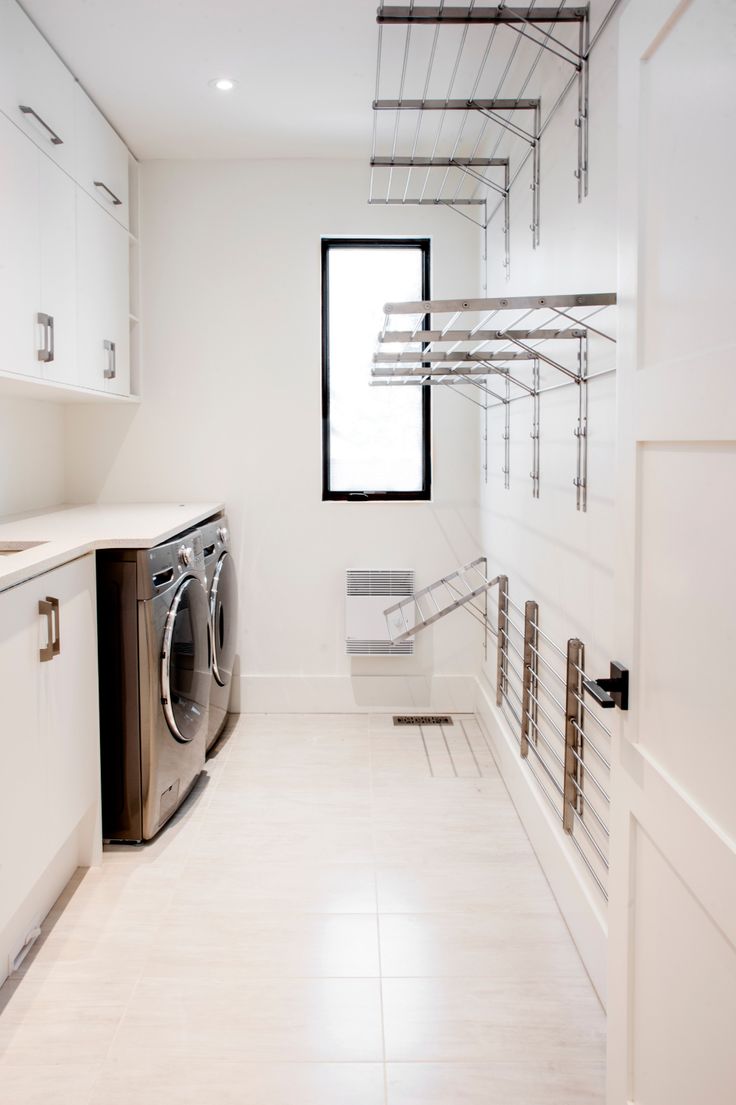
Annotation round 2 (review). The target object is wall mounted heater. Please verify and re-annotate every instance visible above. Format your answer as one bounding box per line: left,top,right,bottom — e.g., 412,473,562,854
345,570,414,656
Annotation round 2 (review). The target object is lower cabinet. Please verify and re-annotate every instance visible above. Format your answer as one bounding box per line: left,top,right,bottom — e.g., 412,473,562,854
0,554,100,984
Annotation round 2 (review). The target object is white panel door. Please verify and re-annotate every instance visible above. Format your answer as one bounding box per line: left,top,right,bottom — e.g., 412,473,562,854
38,155,77,385
608,2,736,1103
76,188,130,394
0,111,40,379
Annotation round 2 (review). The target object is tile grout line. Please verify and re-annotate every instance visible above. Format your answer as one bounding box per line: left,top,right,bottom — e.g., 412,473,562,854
369,723,390,1105
418,725,434,777
440,723,458,777
459,717,484,779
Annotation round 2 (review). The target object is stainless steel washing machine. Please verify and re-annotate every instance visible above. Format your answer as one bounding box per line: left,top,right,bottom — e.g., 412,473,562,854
201,515,238,751
97,531,211,841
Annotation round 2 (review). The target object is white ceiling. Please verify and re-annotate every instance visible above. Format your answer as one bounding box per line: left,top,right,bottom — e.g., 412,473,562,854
20,0,379,159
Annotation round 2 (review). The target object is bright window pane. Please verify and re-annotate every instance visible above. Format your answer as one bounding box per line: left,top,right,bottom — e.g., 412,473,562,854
325,243,428,496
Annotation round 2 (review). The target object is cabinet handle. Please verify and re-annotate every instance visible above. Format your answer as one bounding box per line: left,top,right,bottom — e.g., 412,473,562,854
93,180,122,206
36,313,55,363
38,596,60,661
50,596,61,657
103,339,116,379
19,105,63,146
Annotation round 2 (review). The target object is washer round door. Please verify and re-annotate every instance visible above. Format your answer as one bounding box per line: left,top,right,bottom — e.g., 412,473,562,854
210,551,237,688
161,575,211,742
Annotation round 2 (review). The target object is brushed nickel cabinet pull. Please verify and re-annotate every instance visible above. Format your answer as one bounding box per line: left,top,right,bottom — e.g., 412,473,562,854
93,180,122,206
103,339,116,379
39,598,54,661
19,105,63,145
39,596,60,661
36,313,54,363
49,596,61,657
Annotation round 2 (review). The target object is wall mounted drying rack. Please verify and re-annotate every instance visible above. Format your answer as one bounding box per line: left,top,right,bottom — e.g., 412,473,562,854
369,2,624,276
371,291,617,511
384,557,615,900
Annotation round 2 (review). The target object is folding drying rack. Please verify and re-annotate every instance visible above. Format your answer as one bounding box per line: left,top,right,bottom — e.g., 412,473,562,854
370,2,624,276
371,290,617,510
385,556,619,900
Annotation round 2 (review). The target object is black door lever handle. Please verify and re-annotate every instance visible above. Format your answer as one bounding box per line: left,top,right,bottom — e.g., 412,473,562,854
582,662,629,711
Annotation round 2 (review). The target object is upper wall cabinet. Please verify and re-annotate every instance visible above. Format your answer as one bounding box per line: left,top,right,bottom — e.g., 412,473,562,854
0,0,76,175
0,111,40,380
76,190,130,395
0,0,138,402
39,154,78,385
0,111,78,387
75,86,129,231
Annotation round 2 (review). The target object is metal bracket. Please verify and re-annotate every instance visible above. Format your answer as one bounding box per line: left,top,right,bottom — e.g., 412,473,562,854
496,575,509,706
530,359,540,497
520,600,539,757
583,662,629,711
564,638,585,832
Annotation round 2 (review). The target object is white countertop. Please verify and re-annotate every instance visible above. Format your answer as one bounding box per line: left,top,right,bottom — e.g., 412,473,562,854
0,502,224,593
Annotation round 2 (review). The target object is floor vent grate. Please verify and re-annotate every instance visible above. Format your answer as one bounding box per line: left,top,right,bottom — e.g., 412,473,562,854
393,715,453,726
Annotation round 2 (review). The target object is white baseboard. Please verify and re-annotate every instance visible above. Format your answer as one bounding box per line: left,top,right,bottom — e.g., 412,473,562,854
475,673,608,1009
233,673,476,714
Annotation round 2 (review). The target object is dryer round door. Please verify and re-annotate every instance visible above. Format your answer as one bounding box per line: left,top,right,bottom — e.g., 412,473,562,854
210,551,237,688
161,575,211,743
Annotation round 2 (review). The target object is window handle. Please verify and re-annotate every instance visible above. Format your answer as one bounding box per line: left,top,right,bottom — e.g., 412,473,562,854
19,105,63,145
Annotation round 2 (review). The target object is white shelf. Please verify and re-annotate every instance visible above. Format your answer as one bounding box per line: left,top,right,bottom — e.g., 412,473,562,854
0,370,140,405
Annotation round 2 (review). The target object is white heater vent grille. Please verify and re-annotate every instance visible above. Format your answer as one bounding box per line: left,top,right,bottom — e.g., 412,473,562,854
346,569,414,656
347,570,414,597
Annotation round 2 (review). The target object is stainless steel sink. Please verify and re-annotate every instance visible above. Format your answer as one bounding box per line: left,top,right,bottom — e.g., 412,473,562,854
0,540,47,556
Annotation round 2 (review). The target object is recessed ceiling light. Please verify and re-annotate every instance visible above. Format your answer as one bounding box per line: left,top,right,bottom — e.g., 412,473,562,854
209,77,237,92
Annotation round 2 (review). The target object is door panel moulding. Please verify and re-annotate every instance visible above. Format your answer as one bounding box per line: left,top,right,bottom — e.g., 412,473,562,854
370,291,617,511
369,2,625,277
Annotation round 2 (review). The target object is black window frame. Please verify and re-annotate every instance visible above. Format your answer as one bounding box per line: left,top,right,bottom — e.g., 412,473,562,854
321,237,432,502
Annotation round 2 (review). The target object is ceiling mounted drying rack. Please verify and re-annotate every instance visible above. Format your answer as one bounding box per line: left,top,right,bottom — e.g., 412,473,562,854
384,557,625,899
371,291,617,510
369,2,624,276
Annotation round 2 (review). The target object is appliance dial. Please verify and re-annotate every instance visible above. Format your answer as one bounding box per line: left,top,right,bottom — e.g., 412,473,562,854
217,526,229,544
179,545,193,567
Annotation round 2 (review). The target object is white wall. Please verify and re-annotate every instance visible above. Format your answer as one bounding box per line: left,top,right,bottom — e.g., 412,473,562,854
0,398,65,516
474,1,622,1006
64,158,484,711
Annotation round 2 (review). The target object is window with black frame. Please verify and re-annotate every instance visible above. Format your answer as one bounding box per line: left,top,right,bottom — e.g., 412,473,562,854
321,238,431,501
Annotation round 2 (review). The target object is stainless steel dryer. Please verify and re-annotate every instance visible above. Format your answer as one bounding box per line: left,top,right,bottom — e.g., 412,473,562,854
201,515,238,750
97,532,211,841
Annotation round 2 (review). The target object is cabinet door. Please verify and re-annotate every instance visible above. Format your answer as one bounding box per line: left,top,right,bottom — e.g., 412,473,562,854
38,156,77,385
76,189,130,394
0,574,46,939
0,0,75,175
74,86,129,231
0,112,40,379
38,555,100,855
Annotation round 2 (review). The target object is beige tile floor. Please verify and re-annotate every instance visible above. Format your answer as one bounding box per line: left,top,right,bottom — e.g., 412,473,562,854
0,713,605,1104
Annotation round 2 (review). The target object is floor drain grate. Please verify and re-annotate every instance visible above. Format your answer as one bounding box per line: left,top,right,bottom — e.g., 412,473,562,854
393,715,453,726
